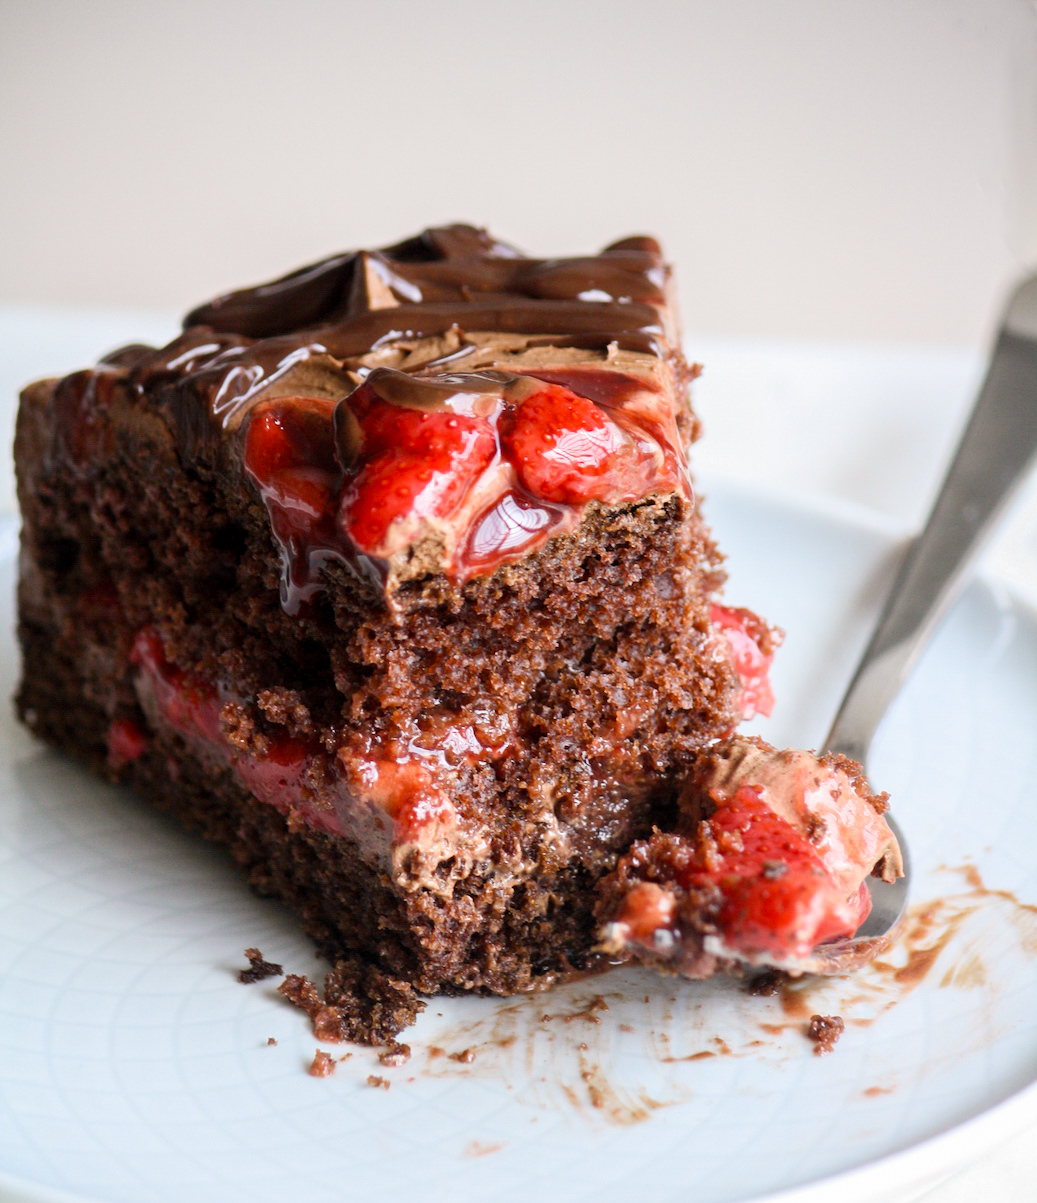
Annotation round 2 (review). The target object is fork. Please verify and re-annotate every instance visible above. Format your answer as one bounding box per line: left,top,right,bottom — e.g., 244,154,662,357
797,273,1037,974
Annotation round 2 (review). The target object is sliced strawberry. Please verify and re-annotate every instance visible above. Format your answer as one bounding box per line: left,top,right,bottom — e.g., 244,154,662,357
244,398,338,485
501,383,648,505
338,392,495,554
244,401,341,555
345,383,446,453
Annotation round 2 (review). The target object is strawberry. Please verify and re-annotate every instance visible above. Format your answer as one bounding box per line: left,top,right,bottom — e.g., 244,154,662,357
244,400,341,551
262,466,337,550
235,735,310,808
393,790,457,846
243,398,338,485
338,384,495,554
501,383,647,505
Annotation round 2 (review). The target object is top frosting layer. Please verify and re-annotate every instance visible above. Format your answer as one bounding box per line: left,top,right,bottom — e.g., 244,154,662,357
53,226,698,608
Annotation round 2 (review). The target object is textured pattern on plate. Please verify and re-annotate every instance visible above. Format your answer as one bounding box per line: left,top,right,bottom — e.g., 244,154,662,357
2,486,1037,1203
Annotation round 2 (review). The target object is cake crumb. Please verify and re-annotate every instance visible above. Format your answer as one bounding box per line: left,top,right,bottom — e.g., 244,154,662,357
379,1042,411,1067
219,702,268,754
238,948,283,984
367,1074,391,1090
256,687,313,736
277,958,425,1045
279,973,322,1018
807,1013,845,1055
449,1047,477,1064
308,1049,336,1077
266,1037,277,1046
746,969,784,996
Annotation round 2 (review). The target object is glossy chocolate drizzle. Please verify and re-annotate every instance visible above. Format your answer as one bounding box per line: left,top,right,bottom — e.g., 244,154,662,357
184,225,675,355
120,225,683,449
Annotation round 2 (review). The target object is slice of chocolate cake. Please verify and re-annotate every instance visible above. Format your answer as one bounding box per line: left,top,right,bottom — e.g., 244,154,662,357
15,225,781,1018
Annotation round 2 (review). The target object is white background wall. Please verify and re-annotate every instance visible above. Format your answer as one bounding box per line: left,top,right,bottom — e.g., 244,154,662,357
2,0,1035,347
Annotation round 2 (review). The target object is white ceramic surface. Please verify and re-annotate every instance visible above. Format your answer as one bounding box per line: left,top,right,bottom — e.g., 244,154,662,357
1,482,1036,1203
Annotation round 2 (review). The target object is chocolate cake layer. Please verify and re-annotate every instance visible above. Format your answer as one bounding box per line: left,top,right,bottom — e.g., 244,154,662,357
15,227,776,1011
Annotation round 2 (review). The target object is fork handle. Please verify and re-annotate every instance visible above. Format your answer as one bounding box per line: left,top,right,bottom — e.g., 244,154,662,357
824,277,1037,765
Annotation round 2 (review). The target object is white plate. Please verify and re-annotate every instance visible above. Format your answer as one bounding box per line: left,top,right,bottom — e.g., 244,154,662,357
1,480,1036,1203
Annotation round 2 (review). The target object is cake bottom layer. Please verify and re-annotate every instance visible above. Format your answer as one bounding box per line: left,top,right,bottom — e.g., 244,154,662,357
17,627,612,999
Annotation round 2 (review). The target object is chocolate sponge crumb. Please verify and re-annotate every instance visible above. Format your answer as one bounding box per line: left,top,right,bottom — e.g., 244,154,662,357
238,947,284,984
278,956,426,1046
367,1074,391,1090
379,1042,411,1067
279,973,322,1015
807,1013,845,1055
308,1049,336,1077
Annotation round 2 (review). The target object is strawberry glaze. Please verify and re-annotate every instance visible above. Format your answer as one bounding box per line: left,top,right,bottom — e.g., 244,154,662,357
127,627,495,868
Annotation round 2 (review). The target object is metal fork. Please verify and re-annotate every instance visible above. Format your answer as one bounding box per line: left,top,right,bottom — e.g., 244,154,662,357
799,273,1037,974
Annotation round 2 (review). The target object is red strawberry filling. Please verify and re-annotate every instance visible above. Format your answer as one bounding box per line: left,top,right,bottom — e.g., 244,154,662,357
241,365,689,611
130,628,225,746
105,716,149,769
338,403,496,553
124,627,499,862
501,383,655,505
